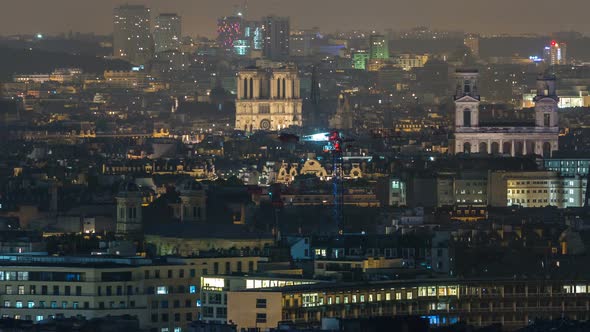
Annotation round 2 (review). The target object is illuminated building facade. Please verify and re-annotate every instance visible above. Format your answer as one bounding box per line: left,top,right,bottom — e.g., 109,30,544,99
488,171,587,208
452,70,559,157
217,16,243,51
226,278,590,331
113,4,153,65
235,67,302,131
154,13,181,54
544,40,567,65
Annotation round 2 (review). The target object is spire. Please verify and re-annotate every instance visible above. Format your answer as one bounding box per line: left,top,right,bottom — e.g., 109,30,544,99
310,65,320,105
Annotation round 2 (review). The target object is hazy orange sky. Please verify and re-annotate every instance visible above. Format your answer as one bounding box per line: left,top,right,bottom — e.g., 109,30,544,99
0,0,588,37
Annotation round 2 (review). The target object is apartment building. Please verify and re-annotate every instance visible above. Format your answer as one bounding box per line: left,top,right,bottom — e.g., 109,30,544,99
0,254,265,332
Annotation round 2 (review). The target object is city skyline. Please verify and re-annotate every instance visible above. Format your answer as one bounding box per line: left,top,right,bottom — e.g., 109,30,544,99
0,0,589,37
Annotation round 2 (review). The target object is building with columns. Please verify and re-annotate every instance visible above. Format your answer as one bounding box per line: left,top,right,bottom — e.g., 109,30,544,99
235,66,302,132
452,70,559,157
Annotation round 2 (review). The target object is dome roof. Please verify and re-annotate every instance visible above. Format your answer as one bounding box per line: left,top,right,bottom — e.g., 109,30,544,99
116,181,142,198
178,179,204,194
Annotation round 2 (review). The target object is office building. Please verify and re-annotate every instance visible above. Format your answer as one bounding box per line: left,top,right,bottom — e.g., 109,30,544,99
154,13,181,54
369,34,389,60
261,16,290,60
226,278,590,331
452,70,559,157
235,66,302,131
544,40,567,65
113,4,153,65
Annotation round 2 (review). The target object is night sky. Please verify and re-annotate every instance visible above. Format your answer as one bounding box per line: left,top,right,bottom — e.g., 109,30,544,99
1,0,589,37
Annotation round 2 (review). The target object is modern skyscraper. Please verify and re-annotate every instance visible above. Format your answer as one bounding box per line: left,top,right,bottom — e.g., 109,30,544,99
154,13,181,54
113,4,153,65
369,34,389,60
544,40,567,65
464,34,479,57
261,16,290,60
217,16,244,51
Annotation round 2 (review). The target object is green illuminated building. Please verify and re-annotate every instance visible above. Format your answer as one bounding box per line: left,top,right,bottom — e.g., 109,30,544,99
353,51,369,70
369,34,389,60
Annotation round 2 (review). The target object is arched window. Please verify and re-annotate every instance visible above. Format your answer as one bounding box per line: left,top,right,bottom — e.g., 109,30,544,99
491,142,500,154
463,142,471,154
479,142,488,154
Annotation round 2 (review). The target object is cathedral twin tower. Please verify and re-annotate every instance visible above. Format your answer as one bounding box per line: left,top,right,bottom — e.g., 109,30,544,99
235,66,302,132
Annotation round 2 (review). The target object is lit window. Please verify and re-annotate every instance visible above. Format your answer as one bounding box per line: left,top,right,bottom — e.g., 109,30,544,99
156,286,168,295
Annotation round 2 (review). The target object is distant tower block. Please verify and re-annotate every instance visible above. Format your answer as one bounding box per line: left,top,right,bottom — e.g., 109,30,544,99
178,180,207,222
115,182,143,236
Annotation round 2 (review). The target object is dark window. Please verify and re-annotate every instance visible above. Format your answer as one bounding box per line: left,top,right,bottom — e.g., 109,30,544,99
225,262,231,274
53,286,59,295
185,300,191,308
65,286,71,296
151,314,157,323
155,270,160,278
116,286,122,296
174,313,180,322
256,313,267,323
106,286,112,296
248,261,254,272
463,110,472,127
161,300,168,309
256,298,267,308
237,262,242,273
186,312,192,321
213,263,219,274
544,113,551,127
41,286,47,295
84,302,89,309
167,270,172,278
76,286,81,296
173,300,180,308
179,269,184,278
161,314,168,322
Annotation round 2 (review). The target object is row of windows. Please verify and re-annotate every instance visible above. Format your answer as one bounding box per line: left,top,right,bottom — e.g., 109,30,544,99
151,299,195,309
150,312,193,323
144,261,255,279
201,306,227,319
2,300,135,309
508,189,581,194
4,285,82,296
509,198,575,204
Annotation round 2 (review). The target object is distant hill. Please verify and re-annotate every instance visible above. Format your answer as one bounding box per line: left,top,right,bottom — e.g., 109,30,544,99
0,46,131,80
